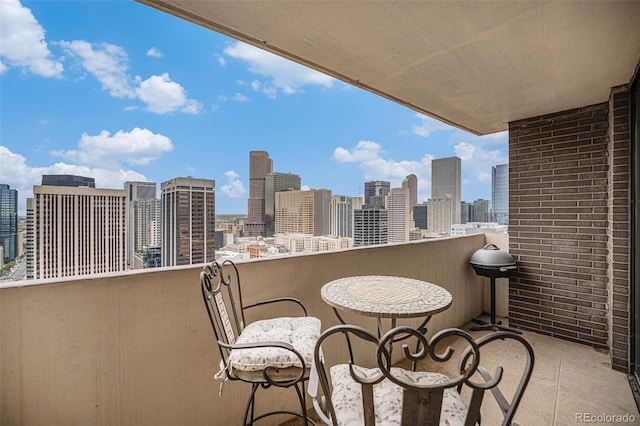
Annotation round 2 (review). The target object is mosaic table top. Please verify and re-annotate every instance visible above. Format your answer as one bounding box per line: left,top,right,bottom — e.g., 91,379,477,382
321,275,453,319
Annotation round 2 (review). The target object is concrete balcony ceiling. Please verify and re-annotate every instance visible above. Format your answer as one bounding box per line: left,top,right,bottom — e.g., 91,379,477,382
137,1,640,135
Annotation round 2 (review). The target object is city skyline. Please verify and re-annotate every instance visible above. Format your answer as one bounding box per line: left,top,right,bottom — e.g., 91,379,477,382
0,0,508,216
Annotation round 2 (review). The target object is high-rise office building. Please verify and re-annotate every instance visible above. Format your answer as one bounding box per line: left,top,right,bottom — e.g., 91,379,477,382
142,245,162,268
461,201,472,224
413,203,428,230
275,189,331,236
431,156,462,226
27,176,126,279
329,195,363,238
354,208,388,246
161,177,215,266
246,151,273,237
364,181,390,209
386,188,410,243
124,181,161,269
427,196,452,234
492,164,509,225
473,199,491,222
265,172,301,237
402,174,418,208
0,184,18,263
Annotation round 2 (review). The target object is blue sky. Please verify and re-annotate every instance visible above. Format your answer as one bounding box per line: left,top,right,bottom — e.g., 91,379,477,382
0,0,508,215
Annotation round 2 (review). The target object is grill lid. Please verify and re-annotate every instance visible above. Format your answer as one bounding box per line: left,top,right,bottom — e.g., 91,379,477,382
470,244,516,267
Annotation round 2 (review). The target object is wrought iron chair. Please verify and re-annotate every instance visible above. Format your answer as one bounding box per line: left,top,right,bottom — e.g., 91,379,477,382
201,259,320,425
310,324,534,425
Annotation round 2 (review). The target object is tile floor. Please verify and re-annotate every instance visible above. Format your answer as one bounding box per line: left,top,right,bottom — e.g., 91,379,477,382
282,316,640,425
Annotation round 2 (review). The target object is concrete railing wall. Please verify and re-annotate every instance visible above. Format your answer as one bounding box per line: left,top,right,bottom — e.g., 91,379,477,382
1,234,490,425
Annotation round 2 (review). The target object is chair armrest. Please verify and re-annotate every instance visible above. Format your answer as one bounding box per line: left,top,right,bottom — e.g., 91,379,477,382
244,297,309,316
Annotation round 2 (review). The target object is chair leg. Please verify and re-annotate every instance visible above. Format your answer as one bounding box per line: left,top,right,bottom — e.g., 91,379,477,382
243,383,259,426
295,380,310,425
243,380,316,425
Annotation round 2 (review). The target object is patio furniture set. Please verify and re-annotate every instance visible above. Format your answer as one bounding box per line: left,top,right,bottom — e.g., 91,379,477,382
200,259,534,425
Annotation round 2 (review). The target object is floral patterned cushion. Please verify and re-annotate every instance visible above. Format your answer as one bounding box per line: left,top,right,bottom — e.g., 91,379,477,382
229,316,321,372
329,364,469,426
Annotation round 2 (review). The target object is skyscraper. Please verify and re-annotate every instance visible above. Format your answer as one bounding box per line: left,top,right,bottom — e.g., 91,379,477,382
386,188,410,243
354,208,388,246
461,201,472,224
27,176,126,279
329,195,362,238
124,181,161,269
431,156,462,227
402,174,418,208
364,181,390,209
161,177,215,267
0,184,18,264
492,164,509,225
473,199,491,222
427,196,452,234
264,172,301,237
246,151,273,237
275,189,331,236
413,203,428,230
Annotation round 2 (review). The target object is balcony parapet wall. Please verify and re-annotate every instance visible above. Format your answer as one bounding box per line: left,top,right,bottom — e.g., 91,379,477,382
1,235,486,425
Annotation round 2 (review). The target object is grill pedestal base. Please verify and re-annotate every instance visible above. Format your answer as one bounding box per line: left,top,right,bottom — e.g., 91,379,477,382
470,275,521,334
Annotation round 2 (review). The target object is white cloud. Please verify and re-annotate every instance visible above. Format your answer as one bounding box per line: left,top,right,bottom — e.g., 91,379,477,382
220,170,246,198
51,127,173,169
217,56,226,67
224,41,334,97
454,142,476,162
0,145,147,214
136,73,203,114
411,113,455,138
333,141,383,163
453,132,508,184
407,114,508,194
231,92,249,102
0,0,64,77
248,79,277,99
1,2,200,115
58,41,201,114
146,47,163,58
333,140,434,201
58,40,136,98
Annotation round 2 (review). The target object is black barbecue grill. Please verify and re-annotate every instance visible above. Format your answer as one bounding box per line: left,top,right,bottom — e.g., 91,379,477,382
470,244,521,333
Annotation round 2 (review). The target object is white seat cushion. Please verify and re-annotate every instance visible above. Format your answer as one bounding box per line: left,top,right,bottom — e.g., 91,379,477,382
229,316,321,372
329,364,469,426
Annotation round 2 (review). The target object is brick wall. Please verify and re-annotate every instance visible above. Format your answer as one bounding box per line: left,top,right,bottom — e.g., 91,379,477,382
509,102,611,348
607,86,631,371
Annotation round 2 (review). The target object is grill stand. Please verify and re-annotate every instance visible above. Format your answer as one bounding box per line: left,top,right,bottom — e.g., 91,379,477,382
471,269,522,334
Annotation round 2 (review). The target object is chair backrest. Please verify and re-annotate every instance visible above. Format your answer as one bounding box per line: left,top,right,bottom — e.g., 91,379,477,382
201,259,246,369
312,325,534,426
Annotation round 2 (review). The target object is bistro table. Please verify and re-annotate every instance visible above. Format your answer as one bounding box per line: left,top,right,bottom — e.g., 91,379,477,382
321,275,453,357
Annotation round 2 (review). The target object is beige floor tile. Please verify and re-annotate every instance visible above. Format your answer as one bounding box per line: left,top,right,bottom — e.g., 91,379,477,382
557,374,639,416
284,318,640,426
555,389,639,426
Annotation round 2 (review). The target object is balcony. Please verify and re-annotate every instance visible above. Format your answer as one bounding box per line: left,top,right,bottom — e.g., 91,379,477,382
1,234,637,425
